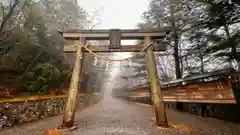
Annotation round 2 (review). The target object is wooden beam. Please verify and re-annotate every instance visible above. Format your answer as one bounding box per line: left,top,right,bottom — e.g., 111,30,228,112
63,44,167,52
58,28,170,40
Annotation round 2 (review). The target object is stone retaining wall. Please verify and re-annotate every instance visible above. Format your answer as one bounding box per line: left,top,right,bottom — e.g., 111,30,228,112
0,93,101,129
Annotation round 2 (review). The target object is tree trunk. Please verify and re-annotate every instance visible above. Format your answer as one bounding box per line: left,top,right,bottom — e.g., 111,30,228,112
179,42,184,75
0,0,20,35
224,24,240,70
169,0,181,79
169,0,183,111
200,52,204,73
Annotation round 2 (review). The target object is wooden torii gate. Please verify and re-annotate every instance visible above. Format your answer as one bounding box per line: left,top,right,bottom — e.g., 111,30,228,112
59,28,170,129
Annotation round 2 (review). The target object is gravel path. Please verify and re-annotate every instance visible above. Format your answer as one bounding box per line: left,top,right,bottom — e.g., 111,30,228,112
0,96,240,135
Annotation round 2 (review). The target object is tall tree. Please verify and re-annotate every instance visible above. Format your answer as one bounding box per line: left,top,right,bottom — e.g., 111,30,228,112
0,0,92,95
138,0,194,79
194,0,240,69
169,0,181,78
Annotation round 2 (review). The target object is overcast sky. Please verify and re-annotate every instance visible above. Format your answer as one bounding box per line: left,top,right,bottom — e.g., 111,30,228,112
78,0,149,29
78,0,150,79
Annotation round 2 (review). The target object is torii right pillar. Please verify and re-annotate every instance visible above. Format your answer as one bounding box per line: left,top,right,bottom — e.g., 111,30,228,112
144,36,168,127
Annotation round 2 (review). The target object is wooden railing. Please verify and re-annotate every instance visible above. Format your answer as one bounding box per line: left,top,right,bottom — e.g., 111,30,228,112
0,93,88,103
120,68,240,104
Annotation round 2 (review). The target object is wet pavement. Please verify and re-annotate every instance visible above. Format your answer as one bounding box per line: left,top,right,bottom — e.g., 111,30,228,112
0,95,240,135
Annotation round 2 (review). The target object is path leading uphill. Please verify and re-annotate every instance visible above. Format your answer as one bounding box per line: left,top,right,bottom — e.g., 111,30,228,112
1,95,240,135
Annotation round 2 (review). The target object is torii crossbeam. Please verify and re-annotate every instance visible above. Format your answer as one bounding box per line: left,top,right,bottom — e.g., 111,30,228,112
60,28,170,52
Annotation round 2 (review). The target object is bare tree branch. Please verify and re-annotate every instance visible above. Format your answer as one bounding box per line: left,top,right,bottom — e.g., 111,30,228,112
0,0,19,35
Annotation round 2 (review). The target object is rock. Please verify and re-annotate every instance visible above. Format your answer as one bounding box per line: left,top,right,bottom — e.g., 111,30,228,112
11,108,18,115
0,116,7,127
6,119,13,127
4,103,12,109
0,94,100,130
0,106,4,112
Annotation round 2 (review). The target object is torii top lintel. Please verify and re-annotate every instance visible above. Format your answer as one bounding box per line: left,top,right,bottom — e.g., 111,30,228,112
58,28,171,40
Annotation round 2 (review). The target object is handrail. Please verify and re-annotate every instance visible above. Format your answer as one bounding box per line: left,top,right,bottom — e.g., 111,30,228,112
118,68,236,91
161,68,235,85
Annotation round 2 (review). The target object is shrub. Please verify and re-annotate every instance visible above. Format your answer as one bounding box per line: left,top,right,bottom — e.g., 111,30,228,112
24,63,60,94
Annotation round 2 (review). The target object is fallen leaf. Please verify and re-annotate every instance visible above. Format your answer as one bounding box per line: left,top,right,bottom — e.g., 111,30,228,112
42,129,63,135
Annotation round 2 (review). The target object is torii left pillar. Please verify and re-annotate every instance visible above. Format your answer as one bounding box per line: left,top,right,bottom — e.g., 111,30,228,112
61,37,85,129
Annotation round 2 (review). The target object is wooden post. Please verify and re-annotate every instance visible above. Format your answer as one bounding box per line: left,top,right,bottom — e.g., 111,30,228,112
61,38,85,128
144,36,168,127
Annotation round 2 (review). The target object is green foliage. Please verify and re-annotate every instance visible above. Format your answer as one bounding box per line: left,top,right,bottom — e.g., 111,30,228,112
0,0,89,96
137,0,240,78
193,0,240,62
24,63,60,94
195,0,240,29
207,32,240,51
